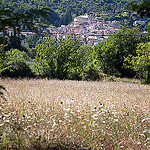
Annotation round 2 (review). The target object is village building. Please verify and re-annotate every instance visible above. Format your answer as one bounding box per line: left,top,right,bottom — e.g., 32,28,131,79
47,14,120,45
1,14,121,46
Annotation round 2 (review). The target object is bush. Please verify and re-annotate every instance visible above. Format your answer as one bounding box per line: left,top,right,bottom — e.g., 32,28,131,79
94,27,146,77
124,43,150,84
1,49,34,78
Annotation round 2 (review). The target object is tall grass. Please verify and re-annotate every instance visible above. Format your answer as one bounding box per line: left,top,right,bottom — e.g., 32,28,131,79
0,78,150,149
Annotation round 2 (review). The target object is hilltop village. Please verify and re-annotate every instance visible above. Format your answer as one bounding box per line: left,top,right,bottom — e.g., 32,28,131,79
46,14,120,45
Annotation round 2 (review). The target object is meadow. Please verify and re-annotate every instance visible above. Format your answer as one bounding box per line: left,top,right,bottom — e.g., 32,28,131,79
0,78,150,149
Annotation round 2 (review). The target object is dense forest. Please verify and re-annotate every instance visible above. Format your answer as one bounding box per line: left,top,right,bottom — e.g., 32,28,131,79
1,0,144,27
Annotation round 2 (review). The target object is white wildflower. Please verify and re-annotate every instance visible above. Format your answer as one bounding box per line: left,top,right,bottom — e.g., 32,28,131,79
137,142,141,145
77,110,80,112
141,118,150,123
91,114,98,120
64,113,68,116
112,105,115,108
81,122,85,125
4,120,9,123
92,109,96,112
114,119,118,122
27,116,31,119
106,99,110,101
70,99,74,103
0,124,4,127
134,105,140,107
99,105,104,108
64,108,70,112
112,112,118,115
64,113,68,119
52,119,56,128
46,108,50,112
139,134,145,138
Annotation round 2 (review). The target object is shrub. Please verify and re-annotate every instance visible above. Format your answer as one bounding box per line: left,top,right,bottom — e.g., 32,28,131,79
1,49,34,78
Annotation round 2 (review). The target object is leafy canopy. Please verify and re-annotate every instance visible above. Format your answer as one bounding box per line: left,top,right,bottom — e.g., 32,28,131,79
94,27,146,77
124,43,150,83
0,4,53,38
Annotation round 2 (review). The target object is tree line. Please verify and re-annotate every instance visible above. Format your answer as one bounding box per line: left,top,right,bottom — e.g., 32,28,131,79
0,27,150,83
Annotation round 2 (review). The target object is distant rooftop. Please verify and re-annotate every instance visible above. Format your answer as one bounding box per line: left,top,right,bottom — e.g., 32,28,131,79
74,14,95,21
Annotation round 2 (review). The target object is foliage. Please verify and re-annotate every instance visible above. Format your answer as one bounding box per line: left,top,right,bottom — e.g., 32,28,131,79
1,49,34,78
0,6,53,34
0,4,53,52
26,33,41,49
129,1,150,18
0,44,7,75
1,0,144,27
74,44,100,80
1,27,149,81
94,27,147,77
124,43,150,83
33,34,102,80
130,1,150,38
0,45,6,99
34,34,80,79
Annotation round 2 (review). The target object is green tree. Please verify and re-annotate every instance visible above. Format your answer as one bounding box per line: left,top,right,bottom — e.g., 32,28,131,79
1,49,34,78
0,5,53,77
33,34,83,79
130,1,150,36
0,45,6,99
33,34,103,80
76,44,100,80
0,44,7,75
124,43,150,83
0,5,53,51
94,27,146,77
129,1,150,18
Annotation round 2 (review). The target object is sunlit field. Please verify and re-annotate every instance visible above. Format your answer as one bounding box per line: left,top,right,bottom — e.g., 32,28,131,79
0,78,150,150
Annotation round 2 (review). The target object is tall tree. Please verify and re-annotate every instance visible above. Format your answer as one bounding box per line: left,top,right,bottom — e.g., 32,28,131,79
130,1,150,36
94,27,146,77
0,4,53,50
129,1,150,18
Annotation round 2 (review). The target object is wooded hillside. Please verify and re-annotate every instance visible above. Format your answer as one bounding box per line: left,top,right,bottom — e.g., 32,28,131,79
1,0,143,26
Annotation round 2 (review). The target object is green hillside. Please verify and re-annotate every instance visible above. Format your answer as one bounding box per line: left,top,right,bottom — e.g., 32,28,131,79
1,0,144,26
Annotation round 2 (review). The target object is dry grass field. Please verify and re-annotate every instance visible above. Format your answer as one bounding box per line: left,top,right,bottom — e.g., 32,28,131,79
0,78,150,149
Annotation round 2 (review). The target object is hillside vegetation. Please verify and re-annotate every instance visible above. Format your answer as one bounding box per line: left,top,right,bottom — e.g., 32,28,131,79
1,0,143,26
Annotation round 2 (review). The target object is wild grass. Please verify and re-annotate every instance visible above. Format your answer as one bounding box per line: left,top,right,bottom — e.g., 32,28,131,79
0,78,150,149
